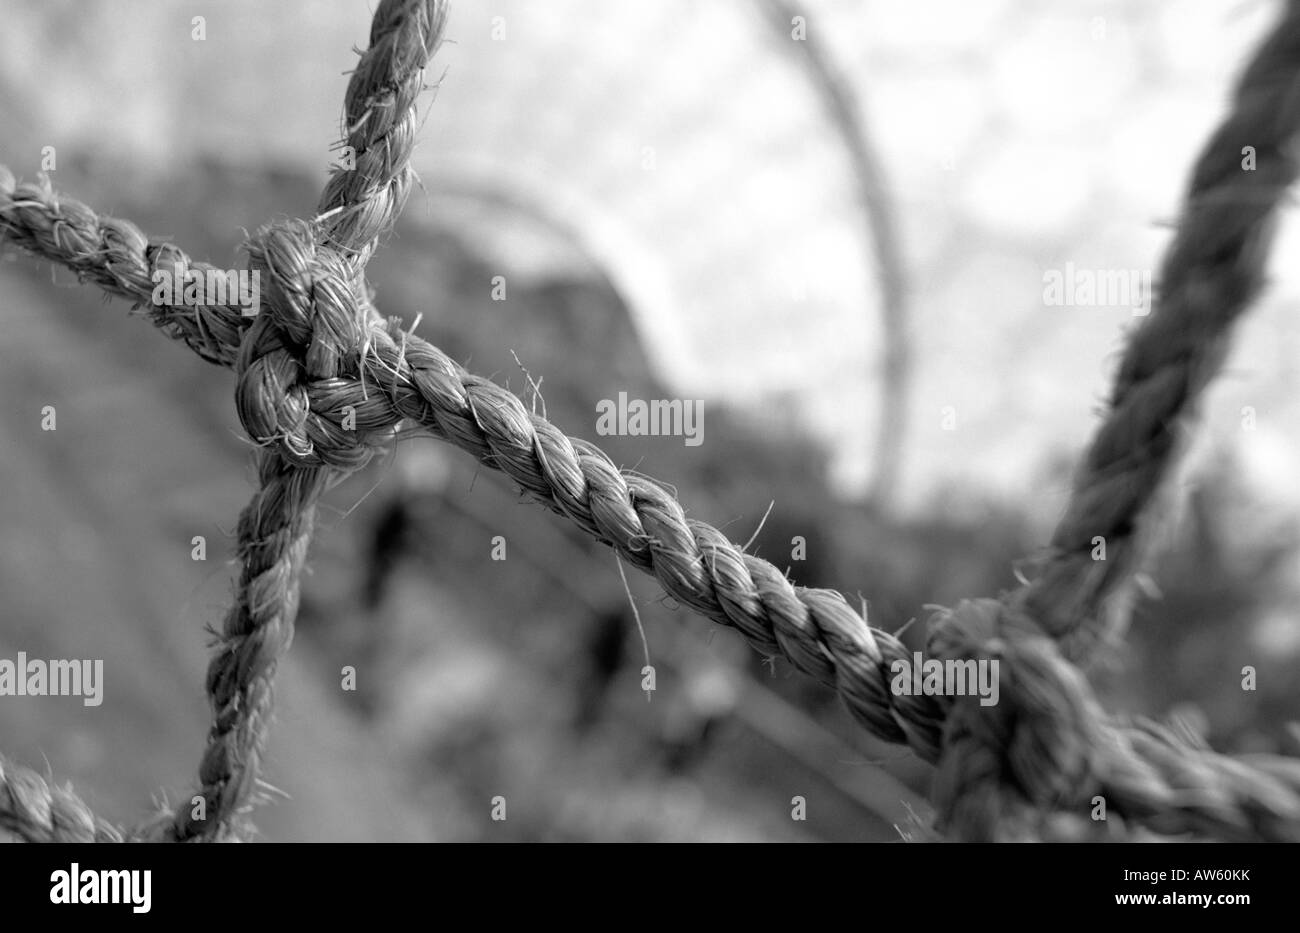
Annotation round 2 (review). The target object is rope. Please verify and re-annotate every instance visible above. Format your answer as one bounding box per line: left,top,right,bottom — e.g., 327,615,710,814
0,0,1298,842
0,163,247,367
0,756,124,843
157,0,448,842
1016,0,1300,663
930,0,1300,839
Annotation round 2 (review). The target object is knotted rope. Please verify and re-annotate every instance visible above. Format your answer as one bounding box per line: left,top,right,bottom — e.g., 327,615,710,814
164,0,447,842
1,0,1299,842
2,0,447,843
932,1,1300,839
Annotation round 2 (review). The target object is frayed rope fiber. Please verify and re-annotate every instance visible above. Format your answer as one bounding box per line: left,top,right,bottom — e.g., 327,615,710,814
2,0,1300,842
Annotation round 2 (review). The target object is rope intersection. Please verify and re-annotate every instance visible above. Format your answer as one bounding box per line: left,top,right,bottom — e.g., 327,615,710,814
2,0,1300,842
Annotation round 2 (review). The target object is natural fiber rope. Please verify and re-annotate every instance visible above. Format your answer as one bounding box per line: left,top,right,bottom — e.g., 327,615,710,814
1,0,1299,842
1016,0,1300,664
930,0,1300,840
0,166,246,368
0,756,124,843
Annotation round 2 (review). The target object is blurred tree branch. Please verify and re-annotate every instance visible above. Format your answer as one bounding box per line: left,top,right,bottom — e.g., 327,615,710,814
758,0,912,506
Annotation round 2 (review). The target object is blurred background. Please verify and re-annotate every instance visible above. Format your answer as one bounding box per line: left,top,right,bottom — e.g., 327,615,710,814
2,0,1300,841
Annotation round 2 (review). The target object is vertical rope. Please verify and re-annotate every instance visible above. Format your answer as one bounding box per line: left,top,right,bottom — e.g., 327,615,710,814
159,0,447,841
316,0,448,267
164,455,329,840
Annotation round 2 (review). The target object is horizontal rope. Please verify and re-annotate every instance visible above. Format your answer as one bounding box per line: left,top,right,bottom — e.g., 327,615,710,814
0,164,248,368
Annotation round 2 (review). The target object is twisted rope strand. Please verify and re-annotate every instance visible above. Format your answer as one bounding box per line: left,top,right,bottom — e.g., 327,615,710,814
317,0,446,263
1017,0,1300,662
161,454,329,841
325,319,1300,839
0,757,124,843
0,165,249,368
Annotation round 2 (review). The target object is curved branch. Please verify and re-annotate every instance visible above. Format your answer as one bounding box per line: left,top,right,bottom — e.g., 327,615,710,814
757,0,911,505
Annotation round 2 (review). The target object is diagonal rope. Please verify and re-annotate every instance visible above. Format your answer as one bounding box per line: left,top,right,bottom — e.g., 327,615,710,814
1014,0,1300,663
0,756,124,843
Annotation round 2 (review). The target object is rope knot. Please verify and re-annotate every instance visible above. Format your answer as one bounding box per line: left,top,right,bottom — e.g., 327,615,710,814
928,599,1102,840
234,219,387,470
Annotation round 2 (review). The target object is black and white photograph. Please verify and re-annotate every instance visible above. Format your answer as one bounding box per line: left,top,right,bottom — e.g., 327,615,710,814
0,0,1293,910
